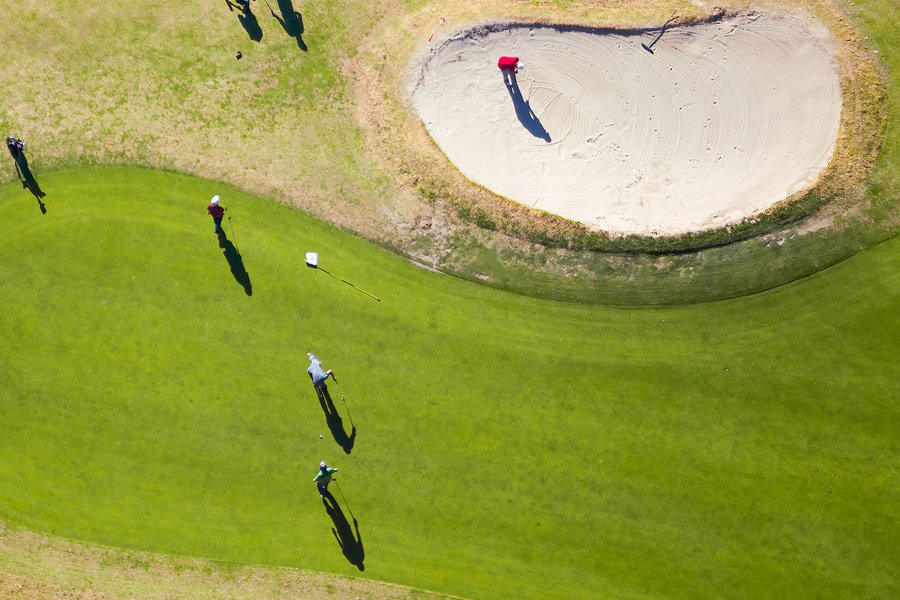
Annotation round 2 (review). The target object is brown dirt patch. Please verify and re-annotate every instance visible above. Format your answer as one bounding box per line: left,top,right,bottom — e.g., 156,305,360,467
0,524,457,600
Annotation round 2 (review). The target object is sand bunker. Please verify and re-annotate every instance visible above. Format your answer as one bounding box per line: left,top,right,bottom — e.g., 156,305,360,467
411,12,842,235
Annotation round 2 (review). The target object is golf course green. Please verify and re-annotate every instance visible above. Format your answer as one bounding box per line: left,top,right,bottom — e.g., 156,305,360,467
1,0,899,597
0,167,897,599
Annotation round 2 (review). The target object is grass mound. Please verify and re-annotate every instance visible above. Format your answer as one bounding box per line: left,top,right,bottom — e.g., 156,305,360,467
0,167,897,599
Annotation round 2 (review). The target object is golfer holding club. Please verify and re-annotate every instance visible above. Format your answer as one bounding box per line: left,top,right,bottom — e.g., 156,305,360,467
307,352,337,390
314,461,338,498
207,195,226,234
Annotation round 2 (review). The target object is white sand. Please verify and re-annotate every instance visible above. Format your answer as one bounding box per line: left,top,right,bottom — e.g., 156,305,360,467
411,12,842,235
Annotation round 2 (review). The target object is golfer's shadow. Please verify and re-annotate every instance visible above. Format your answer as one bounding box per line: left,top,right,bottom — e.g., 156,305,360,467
217,231,252,295
6,142,46,214
315,384,356,454
226,0,263,41
268,0,307,51
504,73,551,142
322,494,364,571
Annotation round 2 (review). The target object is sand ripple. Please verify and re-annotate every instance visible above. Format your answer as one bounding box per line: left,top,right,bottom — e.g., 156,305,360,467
411,12,841,235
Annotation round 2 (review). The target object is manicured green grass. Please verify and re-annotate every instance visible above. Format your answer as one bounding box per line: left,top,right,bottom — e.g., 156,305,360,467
1,168,897,599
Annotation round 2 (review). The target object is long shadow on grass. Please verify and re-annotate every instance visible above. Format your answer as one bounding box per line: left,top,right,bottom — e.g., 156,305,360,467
315,384,356,454
217,232,252,295
225,0,263,42
266,0,307,51
6,138,47,214
322,493,364,571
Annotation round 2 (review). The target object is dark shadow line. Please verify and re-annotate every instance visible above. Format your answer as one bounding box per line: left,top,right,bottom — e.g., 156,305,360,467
267,0,307,51
642,15,679,53
322,494,364,570
504,73,551,142
315,384,356,454
226,0,263,41
217,231,253,295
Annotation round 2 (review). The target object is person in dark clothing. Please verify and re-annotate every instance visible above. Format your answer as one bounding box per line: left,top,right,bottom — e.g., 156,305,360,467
6,136,47,213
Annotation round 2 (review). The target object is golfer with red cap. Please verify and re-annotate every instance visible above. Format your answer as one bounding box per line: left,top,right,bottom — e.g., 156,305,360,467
207,195,226,234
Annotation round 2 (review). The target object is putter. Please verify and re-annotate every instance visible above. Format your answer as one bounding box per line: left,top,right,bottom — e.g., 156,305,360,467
228,215,239,251
336,379,355,429
28,154,47,213
334,479,355,520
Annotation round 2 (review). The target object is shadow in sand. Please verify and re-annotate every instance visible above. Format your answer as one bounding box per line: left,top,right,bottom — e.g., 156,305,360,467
315,384,356,454
217,231,252,295
266,0,307,51
322,494,364,571
503,73,551,142
641,15,679,54
226,0,263,42
6,137,46,214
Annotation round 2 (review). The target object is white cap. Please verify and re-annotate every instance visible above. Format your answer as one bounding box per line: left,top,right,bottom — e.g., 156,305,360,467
211,195,220,205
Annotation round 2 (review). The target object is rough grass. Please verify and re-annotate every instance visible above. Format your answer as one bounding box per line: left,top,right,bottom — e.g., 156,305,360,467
0,168,897,599
0,524,452,600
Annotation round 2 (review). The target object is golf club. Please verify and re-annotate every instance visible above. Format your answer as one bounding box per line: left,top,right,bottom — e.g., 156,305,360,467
334,478,355,520
23,150,46,214
336,379,355,429
228,215,239,251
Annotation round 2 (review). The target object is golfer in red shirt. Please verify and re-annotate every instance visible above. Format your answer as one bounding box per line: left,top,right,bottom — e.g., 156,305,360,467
498,56,520,85
207,195,226,234
498,56,519,72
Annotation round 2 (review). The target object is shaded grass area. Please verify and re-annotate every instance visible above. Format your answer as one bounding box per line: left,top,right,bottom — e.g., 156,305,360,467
0,168,898,599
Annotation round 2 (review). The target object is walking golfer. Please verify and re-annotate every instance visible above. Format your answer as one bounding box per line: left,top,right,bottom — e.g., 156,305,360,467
314,461,338,497
6,136,29,189
307,353,337,389
207,195,226,234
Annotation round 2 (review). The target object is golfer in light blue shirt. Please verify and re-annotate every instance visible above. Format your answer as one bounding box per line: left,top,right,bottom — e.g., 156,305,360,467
308,353,337,389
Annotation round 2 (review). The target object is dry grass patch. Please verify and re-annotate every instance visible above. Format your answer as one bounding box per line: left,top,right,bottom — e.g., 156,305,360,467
0,524,455,600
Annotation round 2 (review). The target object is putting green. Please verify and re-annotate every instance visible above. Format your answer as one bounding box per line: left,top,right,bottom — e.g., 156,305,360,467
0,167,897,599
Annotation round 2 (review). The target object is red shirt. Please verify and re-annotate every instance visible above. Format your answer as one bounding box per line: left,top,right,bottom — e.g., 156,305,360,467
208,204,224,218
498,56,519,71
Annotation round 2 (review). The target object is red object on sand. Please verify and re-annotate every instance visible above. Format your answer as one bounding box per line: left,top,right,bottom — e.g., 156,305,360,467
498,56,519,71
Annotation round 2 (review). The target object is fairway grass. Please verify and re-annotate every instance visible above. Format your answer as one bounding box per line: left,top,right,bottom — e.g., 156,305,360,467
1,168,898,599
